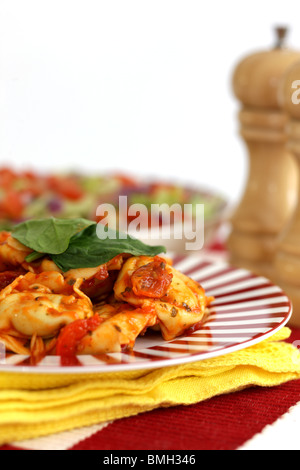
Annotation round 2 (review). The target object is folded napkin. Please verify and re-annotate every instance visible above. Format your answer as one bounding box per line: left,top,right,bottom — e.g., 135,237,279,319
0,327,299,445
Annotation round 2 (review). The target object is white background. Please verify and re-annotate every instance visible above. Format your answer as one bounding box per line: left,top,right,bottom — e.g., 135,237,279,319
1,0,300,205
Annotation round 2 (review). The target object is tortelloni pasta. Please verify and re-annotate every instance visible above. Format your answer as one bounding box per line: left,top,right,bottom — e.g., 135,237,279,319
114,256,212,341
0,271,93,360
0,230,213,363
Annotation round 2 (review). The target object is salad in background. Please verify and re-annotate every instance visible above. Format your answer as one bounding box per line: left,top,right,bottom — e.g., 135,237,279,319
0,167,227,244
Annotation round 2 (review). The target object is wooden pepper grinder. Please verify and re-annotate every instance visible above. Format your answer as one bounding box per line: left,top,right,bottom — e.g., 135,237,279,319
273,60,300,326
227,27,300,278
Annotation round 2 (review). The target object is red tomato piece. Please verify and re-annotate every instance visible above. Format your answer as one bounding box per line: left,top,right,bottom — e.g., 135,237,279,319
0,168,17,189
0,191,24,218
56,314,103,358
113,173,139,187
131,256,173,298
46,176,83,200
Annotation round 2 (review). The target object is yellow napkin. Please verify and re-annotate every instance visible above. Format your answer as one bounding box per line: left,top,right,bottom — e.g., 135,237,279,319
0,327,300,445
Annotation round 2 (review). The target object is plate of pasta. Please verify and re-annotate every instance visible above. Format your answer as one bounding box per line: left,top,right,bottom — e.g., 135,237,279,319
0,218,292,373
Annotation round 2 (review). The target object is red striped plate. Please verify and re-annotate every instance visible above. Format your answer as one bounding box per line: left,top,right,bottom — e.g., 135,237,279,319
0,256,292,373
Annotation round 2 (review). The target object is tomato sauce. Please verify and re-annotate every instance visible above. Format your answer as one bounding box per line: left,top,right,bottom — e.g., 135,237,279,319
0,271,24,291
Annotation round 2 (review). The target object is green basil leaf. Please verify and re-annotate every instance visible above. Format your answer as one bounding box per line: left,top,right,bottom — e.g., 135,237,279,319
51,224,166,271
12,217,96,255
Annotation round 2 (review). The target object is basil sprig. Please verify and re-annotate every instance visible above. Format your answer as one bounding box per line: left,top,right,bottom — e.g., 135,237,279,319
12,218,166,272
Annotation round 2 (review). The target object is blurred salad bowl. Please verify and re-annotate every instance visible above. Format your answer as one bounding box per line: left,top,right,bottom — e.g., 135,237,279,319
0,168,227,253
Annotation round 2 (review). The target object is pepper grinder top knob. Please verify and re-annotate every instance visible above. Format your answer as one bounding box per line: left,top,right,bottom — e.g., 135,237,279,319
274,26,288,49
